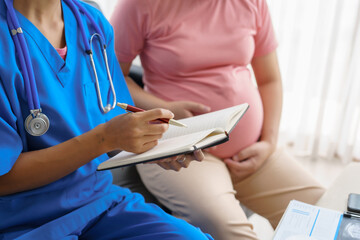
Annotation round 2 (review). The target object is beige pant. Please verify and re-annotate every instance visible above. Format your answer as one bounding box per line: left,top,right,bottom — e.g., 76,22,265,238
136,147,325,240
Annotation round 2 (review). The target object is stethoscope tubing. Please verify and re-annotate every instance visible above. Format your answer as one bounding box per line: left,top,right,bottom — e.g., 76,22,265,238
6,13,33,110
63,0,116,113
4,0,41,112
63,0,105,52
89,33,117,112
3,0,117,136
64,0,92,52
71,0,105,48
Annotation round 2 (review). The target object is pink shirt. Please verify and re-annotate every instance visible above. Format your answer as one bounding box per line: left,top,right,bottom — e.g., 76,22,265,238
56,46,67,60
111,0,277,158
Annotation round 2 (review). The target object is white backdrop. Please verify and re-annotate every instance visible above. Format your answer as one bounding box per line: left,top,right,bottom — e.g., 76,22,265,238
97,0,117,18
268,0,360,163
99,0,360,163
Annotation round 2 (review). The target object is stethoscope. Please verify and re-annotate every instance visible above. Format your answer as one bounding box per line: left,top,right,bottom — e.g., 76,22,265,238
4,0,116,136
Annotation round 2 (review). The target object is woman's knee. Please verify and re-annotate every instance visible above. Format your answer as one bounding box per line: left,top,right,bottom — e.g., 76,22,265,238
182,199,257,240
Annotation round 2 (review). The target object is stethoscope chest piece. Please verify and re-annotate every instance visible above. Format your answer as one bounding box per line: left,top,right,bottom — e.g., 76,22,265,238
5,0,116,137
25,110,50,136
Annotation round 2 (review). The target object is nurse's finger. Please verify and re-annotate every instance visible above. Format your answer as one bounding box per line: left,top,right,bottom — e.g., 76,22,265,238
192,149,204,162
140,108,174,122
167,160,182,172
143,123,169,135
176,155,191,168
139,134,164,143
140,139,159,152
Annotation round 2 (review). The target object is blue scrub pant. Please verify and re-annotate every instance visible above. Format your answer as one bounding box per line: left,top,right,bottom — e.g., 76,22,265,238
7,190,213,240
77,193,213,240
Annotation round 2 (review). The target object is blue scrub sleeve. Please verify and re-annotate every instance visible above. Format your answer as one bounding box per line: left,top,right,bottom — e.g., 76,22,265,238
0,80,23,176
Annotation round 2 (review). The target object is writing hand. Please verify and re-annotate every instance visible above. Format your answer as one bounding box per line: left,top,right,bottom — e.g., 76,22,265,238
101,108,174,154
151,149,204,171
224,141,275,184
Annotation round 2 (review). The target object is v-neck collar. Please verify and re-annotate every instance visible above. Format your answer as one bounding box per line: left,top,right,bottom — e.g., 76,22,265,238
14,0,77,87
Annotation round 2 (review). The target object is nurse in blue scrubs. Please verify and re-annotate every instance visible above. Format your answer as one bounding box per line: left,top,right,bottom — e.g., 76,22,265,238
0,0,212,239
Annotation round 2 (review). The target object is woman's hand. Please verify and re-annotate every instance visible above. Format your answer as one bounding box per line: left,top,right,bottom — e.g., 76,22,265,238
101,108,174,154
224,141,275,184
165,101,211,119
151,149,204,171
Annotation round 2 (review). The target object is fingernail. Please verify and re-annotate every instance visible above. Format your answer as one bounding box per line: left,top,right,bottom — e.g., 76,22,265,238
233,155,239,161
194,150,204,161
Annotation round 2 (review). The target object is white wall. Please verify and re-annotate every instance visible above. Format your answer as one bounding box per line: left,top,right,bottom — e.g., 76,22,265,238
97,0,118,19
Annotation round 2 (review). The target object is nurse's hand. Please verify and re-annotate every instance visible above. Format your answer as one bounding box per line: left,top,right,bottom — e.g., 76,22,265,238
101,108,174,154
152,149,204,171
165,101,211,119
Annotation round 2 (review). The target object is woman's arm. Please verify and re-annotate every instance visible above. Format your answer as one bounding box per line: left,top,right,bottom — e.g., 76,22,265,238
224,50,282,183
0,109,172,196
252,50,282,148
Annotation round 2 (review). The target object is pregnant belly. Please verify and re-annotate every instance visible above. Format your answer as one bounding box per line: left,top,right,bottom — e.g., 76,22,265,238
148,73,264,159
208,92,264,159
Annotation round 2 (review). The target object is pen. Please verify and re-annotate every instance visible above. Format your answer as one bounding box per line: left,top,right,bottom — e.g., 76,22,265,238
117,103,187,128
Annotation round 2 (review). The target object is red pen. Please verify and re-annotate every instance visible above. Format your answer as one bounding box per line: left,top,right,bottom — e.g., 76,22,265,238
117,103,187,128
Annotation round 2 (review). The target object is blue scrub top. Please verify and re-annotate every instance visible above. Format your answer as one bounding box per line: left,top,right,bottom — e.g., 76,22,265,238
0,0,133,235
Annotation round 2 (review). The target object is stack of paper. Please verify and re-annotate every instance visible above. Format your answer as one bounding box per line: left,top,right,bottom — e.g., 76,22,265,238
273,200,343,240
